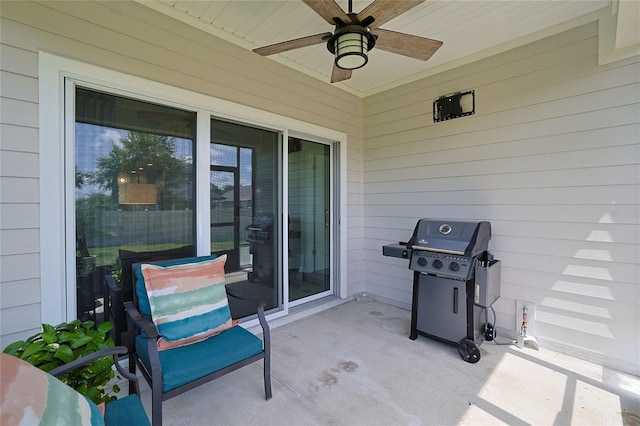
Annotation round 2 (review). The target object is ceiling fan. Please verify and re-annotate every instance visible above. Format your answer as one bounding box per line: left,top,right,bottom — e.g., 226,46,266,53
253,0,443,83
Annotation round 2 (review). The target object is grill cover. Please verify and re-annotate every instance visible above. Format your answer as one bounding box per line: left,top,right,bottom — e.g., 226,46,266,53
408,219,491,258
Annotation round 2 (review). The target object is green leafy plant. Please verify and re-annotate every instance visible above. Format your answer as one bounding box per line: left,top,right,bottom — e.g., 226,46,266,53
3,320,119,404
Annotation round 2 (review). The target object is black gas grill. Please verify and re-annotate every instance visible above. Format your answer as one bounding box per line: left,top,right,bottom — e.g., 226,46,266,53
383,219,501,363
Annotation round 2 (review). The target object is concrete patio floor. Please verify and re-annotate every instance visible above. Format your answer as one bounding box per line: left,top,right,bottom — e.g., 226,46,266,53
137,299,640,425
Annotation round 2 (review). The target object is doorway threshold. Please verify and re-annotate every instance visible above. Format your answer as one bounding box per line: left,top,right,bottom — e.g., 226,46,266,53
269,296,348,330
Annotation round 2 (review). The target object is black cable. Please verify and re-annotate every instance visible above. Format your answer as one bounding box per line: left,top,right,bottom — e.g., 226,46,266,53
489,305,517,346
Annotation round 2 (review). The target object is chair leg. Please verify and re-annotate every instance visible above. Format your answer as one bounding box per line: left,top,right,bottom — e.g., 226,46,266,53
152,378,163,426
128,354,137,395
264,352,272,400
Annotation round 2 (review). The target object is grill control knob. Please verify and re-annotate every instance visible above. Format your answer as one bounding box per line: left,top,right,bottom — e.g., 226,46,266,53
449,262,460,272
432,259,443,269
417,257,428,267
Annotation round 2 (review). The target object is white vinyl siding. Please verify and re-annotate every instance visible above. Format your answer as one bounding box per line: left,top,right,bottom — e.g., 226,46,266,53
0,43,42,343
363,22,639,375
0,0,362,348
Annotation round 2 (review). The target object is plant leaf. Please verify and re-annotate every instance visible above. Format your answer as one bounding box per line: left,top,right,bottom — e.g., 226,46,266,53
97,321,113,334
81,320,95,330
57,331,75,344
54,344,74,363
38,361,59,372
21,341,46,359
42,324,56,334
41,330,58,344
2,340,26,355
70,335,93,349
27,351,55,367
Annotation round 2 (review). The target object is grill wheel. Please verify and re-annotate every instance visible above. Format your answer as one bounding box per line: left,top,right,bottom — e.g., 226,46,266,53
457,339,481,363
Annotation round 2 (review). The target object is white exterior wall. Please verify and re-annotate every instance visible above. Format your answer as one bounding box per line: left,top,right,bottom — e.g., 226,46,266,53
363,22,639,374
0,0,364,347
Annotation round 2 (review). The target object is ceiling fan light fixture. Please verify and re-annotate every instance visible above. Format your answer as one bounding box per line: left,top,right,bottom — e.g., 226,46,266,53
328,25,376,71
335,31,368,70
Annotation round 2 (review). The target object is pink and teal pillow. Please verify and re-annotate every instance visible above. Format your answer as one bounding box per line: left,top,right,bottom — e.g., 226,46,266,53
0,353,104,425
140,255,235,350
134,254,218,317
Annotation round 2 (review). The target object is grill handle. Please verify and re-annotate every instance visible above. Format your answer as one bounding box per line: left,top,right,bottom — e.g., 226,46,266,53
453,287,458,314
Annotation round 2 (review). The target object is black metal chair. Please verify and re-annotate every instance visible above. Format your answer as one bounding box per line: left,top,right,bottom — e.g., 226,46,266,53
106,245,195,346
124,256,272,426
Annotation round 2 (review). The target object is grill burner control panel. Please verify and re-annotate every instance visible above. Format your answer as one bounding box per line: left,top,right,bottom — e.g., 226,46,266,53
409,250,475,280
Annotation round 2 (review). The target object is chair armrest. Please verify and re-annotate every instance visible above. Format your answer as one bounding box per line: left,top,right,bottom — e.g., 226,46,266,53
49,346,141,395
124,301,158,339
49,346,128,376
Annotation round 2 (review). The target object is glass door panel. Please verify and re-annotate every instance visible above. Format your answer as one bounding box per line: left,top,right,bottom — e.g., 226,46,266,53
74,87,196,345
211,119,279,319
288,138,331,303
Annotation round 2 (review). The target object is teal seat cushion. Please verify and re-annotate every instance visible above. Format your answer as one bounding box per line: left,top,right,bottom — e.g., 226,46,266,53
135,326,263,393
105,394,149,426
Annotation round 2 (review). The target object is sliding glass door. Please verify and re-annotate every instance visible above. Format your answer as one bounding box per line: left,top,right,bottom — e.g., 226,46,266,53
288,137,332,304
66,79,340,333
210,128,334,313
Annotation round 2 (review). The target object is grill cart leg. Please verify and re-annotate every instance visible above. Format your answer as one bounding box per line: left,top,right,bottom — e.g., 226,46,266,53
409,272,419,340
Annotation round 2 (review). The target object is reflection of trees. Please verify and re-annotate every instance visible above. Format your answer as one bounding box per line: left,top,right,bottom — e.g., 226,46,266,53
88,131,189,209
75,167,85,189
76,194,113,255
211,183,234,196
77,131,191,255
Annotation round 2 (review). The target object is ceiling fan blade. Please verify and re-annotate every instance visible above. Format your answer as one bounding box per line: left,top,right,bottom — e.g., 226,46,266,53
253,32,333,56
302,0,350,25
371,28,442,61
357,0,426,29
330,65,352,83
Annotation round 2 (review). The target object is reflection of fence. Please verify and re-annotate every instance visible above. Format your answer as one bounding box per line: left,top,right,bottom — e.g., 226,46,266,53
85,207,254,248
86,211,193,247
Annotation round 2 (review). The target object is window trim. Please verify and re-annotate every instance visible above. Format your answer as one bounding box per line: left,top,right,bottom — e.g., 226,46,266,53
39,52,347,325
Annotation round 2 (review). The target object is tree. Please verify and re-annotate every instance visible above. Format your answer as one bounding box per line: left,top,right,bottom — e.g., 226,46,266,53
88,131,189,208
75,167,85,189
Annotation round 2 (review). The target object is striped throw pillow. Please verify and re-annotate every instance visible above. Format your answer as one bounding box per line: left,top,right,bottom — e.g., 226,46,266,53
140,255,234,351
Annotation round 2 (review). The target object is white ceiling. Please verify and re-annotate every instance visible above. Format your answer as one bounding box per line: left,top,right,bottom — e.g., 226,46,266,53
141,0,612,96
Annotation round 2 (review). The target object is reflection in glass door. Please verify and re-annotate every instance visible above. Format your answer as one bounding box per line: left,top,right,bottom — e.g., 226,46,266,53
73,87,196,345
288,138,331,303
210,145,245,271
211,119,279,319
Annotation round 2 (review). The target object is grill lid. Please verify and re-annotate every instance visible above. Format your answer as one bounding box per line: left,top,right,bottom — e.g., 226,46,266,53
407,219,491,258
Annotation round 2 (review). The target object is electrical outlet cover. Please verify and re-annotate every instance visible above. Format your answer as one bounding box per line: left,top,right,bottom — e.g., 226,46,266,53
515,300,536,337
